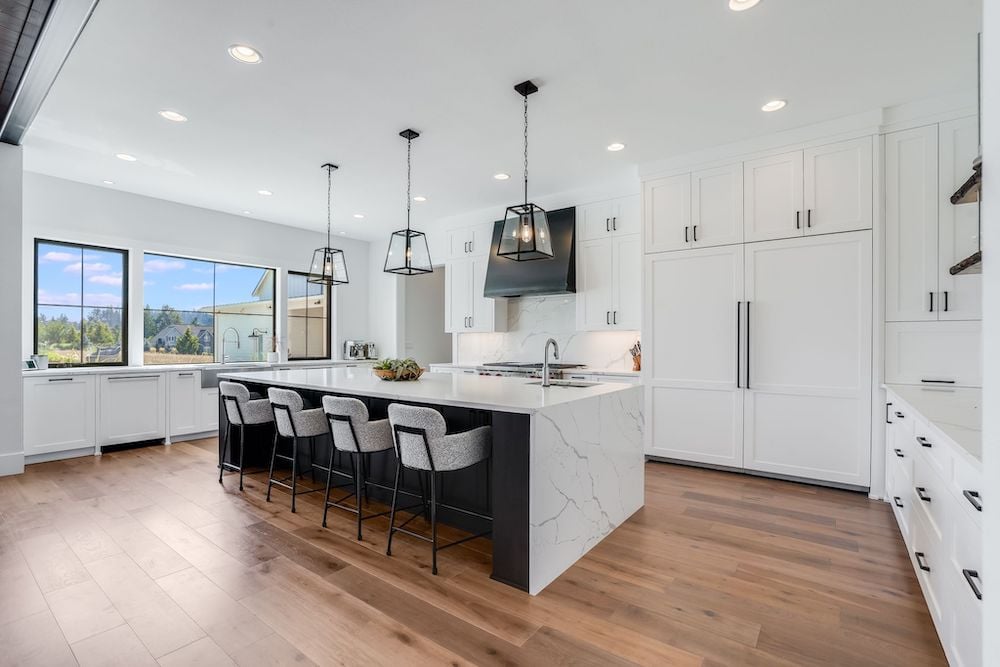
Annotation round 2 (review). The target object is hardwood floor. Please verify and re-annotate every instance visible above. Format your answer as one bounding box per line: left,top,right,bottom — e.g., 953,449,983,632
0,439,946,666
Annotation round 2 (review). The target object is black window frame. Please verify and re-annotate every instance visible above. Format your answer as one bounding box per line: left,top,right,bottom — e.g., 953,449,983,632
34,238,129,368
142,252,277,365
287,270,332,361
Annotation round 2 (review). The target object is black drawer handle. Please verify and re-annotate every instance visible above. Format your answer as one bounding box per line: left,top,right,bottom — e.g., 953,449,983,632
916,436,932,448
963,490,983,512
893,448,904,458
892,496,904,508
894,411,905,419
915,551,931,572
47,377,74,382
962,569,983,600
920,379,955,384
916,487,931,502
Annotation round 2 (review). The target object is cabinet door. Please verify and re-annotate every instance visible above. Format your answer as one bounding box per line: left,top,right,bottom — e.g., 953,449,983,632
803,137,873,235
577,238,614,331
470,255,505,332
743,150,804,242
643,173,691,253
199,387,220,432
644,246,744,467
99,374,166,446
692,163,743,248
444,260,471,333
612,235,642,329
447,228,472,259
168,371,199,436
23,376,96,455
938,116,982,321
612,195,640,237
743,232,872,487
884,321,982,387
467,221,497,257
578,200,617,241
885,126,939,322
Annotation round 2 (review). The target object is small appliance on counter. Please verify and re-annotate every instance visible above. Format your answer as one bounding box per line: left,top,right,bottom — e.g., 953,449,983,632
344,340,377,360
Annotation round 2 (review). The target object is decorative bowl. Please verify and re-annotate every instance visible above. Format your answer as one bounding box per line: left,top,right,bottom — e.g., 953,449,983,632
373,367,424,382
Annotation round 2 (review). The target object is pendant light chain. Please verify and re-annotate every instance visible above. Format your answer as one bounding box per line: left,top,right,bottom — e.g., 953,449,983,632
406,135,412,231
325,164,333,247
523,93,529,204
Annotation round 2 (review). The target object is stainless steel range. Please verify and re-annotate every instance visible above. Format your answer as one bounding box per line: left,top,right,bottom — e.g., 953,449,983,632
476,361,585,380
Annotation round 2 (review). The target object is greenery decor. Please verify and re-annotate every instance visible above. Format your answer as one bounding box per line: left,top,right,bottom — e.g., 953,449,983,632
372,358,424,381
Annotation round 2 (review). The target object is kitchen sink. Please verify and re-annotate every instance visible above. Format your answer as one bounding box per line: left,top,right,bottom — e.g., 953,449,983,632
202,364,269,388
527,380,600,388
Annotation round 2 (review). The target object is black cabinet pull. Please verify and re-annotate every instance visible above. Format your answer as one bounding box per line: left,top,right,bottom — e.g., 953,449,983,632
943,291,949,312
963,569,983,600
693,225,698,242
963,489,983,512
916,487,931,502
606,311,611,325
806,209,812,228
894,448,904,458
916,436,932,448
915,551,931,572
893,496,904,508
795,211,800,229
47,377,74,382
613,311,618,325
736,302,742,388
684,226,689,243
178,372,195,377
745,301,751,389
895,411,905,418
920,379,955,384
606,218,610,233
885,402,892,424
929,291,934,312
612,216,617,231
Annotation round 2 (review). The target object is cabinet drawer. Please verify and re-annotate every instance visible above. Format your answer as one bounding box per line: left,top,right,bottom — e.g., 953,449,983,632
909,509,946,626
913,419,953,482
942,510,983,667
886,463,912,542
912,456,951,545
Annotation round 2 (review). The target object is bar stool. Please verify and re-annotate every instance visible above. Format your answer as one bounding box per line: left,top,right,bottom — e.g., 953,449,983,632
321,396,407,540
266,387,328,512
218,381,274,491
386,403,493,575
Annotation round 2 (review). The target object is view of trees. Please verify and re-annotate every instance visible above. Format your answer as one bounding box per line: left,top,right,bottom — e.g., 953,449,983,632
36,307,123,364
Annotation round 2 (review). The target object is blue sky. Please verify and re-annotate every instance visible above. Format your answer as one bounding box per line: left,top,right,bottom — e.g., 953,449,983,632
36,242,124,310
143,253,271,311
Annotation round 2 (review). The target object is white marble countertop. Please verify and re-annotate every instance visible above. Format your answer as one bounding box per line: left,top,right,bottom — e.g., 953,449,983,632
885,384,982,463
428,362,640,378
21,359,372,377
219,367,637,414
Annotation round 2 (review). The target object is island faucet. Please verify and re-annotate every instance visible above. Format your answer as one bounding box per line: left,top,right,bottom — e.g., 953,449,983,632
221,327,241,363
542,338,560,387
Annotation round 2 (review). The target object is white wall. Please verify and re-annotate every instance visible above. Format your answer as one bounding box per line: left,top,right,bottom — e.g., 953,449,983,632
0,145,24,476
402,269,451,364
22,173,371,362
981,2,998,664
366,241,403,359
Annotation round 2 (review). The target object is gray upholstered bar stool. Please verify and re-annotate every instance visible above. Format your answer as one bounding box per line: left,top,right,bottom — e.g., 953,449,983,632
266,387,328,512
386,403,493,575
218,381,274,491
321,396,406,540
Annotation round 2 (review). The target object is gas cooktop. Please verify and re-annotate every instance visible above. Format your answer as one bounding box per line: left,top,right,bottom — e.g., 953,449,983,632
480,362,586,370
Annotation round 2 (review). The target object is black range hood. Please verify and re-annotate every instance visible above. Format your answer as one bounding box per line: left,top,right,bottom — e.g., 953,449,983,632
483,206,576,298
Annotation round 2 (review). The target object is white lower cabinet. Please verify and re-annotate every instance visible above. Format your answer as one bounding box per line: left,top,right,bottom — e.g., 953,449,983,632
98,373,166,446
168,371,219,437
644,231,872,487
23,375,97,455
199,387,220,432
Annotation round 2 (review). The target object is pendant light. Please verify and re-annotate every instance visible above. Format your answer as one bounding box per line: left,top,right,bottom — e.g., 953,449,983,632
498,80,553,262
384,129,433,275
308,163,349,286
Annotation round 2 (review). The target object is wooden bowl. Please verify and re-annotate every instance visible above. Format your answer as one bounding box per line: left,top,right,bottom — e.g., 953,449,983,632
373,368,424,381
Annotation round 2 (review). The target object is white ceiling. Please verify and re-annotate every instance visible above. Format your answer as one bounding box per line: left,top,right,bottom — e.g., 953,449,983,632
24,0,981,241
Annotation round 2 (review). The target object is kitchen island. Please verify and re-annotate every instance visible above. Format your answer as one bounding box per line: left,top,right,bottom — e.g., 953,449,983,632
218,366,644,594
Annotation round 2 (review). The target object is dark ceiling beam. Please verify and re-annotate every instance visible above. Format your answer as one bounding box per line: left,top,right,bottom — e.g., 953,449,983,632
0,0,98,145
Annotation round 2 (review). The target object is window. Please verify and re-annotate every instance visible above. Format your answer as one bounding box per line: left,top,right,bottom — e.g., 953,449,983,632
287,271,331,360
35,240,128,367
143,253,274,364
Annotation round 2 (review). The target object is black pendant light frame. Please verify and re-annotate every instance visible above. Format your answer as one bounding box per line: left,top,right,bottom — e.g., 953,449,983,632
308,163,350,286
384,129,434,276
498,80,553,262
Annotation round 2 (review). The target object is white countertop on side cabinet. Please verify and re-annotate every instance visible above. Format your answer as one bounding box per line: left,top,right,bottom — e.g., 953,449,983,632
21,359,372,378
884,384,982,463
428,363,641,379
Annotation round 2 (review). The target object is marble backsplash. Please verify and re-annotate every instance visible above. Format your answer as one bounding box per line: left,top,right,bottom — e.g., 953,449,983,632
455,295,640,371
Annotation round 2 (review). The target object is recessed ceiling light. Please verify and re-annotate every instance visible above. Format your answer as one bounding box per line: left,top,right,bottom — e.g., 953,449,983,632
257,189,273,196
761,99,787,112
607,142,626,152
729,0,761,11
103,180,114,185
228,44,262,64
353,213,365,219
158,109,188,122
493,173,510,180
115,153,137,162
413,195,427,202
242,210,252,215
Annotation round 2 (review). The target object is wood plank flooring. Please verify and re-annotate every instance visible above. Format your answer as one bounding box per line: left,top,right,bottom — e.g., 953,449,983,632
0,439,946,666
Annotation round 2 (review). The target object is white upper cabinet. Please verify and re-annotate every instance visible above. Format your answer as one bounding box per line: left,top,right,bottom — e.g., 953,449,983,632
447,221,497,259
576,233,642,331
885,125,940,322
743,150,804,242
938,116,981,321
691,163,743,248
579,195,640,241
643,173,691,253
445,258,472,333
612,235,642,329
803,137,873,235
444,256,506,333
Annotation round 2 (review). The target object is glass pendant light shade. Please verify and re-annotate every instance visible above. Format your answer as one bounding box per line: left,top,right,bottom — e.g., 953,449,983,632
384,129,434,276
499,80,553,261
384,229,432,275
498,202,552,261
308,163,350,286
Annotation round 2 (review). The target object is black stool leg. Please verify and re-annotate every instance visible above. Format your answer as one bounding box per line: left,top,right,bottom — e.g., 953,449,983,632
237,425,246,491
430,471,438,575
353,452,363,541
266,431,278,502
386,460,402,556
309,437,316,482
291,436,299,513
322,444,336,528
218,422,230,484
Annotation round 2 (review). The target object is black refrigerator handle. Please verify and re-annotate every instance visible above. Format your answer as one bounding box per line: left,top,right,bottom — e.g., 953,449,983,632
745,301,751,389
736,302,742,388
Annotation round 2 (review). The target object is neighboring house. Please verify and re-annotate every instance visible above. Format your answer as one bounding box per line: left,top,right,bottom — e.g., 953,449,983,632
149,325,214,351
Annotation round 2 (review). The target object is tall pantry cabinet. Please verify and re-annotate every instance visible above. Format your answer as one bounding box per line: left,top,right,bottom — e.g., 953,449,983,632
642,136,874,488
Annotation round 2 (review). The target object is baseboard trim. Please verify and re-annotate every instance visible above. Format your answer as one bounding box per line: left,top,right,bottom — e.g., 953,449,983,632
25,447,94,466
644,456,870,493
0,451,25,477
